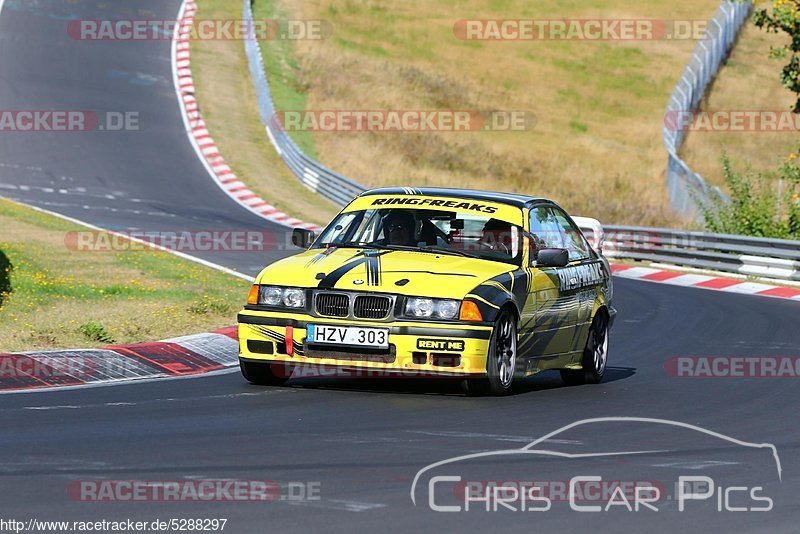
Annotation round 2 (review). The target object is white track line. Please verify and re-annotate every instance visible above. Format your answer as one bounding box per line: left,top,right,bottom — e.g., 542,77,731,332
6,199,254,282
0,367,240,396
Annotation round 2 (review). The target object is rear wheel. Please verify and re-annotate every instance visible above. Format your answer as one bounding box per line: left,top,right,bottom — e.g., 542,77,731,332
561,311,609,386
464,310,517,396
240,360,293,386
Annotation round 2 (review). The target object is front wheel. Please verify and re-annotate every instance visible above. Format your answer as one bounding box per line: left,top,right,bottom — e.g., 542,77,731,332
561,311,609,386
464,310,517,396
240,360,293,386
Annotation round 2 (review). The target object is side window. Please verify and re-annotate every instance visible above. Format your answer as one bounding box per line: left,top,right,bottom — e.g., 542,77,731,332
528,207,564,255
319,212,359,245
551,208,590,261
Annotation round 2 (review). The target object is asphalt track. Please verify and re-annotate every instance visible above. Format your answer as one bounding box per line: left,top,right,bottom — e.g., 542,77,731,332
1,1,799,532
0,0,288,277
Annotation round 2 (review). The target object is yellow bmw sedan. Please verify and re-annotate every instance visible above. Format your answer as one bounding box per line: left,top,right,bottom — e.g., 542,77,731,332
238,187,615,395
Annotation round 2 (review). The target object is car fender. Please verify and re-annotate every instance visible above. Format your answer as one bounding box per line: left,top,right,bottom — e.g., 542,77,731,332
463,269,532,324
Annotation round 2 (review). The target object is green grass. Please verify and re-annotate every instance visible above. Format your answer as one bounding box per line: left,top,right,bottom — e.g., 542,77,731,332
334,36,390,57
570,120,589,133
0,199,250,352
253,0,319,158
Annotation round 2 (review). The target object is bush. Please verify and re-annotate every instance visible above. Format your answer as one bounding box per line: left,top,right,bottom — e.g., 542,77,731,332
0,249,11,308
187,295,233,316
700,151,800,239
78,321,116,344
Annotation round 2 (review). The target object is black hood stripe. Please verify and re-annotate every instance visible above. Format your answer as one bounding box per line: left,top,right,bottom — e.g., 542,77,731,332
304,246,338,267
366,254,382,286
318,249,389,289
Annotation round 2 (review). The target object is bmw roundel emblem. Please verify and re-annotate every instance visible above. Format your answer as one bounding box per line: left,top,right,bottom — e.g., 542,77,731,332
353,279,365,285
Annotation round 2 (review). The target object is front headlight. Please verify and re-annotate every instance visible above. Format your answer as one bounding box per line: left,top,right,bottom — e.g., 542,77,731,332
436,299,460,319
282,288,306,308
256,286,306,308
405,298,460,320
262,286,283,306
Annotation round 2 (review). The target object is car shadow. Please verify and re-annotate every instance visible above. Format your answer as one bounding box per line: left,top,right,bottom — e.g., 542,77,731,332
268,366,637,397
285,376,467,396
512,365,637,395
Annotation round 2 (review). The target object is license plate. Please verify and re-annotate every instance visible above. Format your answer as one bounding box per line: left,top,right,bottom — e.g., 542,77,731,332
307,324,389,348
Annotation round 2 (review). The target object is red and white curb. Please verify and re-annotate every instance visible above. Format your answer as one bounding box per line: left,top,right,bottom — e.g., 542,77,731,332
172,0,322,232
4,264,798,392
0,327,240,393
612,264,800,302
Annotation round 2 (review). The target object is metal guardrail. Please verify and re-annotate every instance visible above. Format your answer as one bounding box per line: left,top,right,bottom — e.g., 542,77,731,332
663,0,752,218
578,224,800,282
243,0,366,207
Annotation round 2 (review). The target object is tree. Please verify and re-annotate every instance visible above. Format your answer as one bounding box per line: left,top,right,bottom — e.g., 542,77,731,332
754,0,800,112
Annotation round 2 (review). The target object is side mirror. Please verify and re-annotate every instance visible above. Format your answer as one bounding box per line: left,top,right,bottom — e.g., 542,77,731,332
291,228,316,249
534,248,569,268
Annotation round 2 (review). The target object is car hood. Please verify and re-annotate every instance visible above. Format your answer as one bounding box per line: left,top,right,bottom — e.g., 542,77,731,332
256,247,515,299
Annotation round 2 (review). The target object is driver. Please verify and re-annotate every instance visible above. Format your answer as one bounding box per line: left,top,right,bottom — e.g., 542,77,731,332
382,210,417,246
480,218,513,253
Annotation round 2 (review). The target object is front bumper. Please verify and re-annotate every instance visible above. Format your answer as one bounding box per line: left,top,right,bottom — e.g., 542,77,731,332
237,311,493,377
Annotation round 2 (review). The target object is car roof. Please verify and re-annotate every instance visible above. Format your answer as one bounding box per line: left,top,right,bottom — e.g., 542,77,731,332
359,187,551,208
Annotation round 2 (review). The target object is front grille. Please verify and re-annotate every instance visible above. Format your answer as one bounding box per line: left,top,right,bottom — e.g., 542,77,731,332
354,295,392,319
304,343,396,362
316,293,349,317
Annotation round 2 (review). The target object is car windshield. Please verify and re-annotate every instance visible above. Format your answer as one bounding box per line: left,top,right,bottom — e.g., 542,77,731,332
313,208,523,265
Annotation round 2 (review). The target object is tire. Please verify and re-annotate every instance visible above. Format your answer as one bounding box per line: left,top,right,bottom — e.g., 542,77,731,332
240,360,293,386
464,310,518,396
560,311,609,386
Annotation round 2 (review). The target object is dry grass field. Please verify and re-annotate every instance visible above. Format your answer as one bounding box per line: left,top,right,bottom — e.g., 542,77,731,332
252,0,727,226
192,0,794,229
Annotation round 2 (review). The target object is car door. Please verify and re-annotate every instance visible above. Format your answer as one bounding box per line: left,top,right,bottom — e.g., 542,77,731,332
549,206,605,358
518,205,579,359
